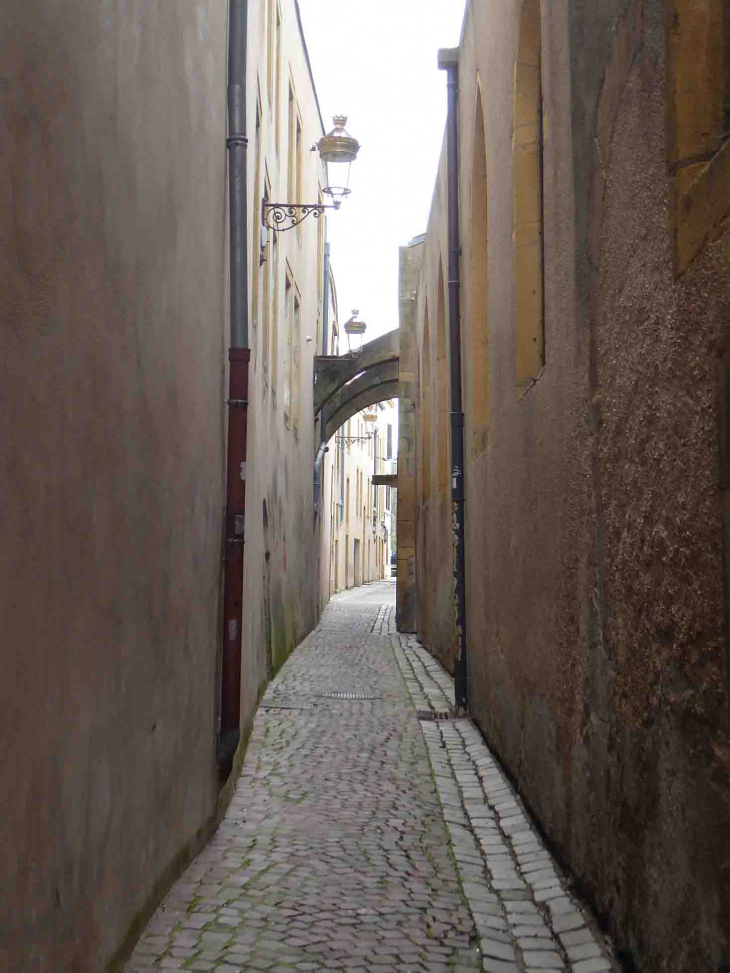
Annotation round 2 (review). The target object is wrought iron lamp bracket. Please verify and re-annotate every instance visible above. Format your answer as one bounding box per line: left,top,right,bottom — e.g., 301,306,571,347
335,434,372,446
262,199,339,232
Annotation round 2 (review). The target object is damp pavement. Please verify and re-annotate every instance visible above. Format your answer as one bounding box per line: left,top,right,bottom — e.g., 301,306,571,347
125,580,618,973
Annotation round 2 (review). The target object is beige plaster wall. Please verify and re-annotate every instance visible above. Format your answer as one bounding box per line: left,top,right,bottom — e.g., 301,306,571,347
397,240,422,632
0,3,228,969
409,175,461,668
326,411,387,594
0,1,330,968
243,0,328,693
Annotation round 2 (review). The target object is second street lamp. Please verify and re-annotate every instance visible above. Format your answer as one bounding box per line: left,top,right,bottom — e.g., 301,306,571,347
262,115,360,232
343,310,367,354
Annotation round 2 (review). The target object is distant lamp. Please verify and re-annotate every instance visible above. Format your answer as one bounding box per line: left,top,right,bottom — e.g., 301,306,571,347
344,309,367,353
262,115,361,232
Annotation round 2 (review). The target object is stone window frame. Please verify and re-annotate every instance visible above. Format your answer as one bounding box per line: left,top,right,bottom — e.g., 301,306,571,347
435,259,449,497
419,301,432,503
470,74,490,453
668,0,730,275
513,0,545,394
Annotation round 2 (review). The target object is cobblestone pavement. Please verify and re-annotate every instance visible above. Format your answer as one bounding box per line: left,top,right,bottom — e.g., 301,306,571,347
125,581,618,973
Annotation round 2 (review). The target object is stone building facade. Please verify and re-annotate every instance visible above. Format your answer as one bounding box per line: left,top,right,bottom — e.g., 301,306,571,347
399,1,730,969
323,406,392,595
0,1,333,969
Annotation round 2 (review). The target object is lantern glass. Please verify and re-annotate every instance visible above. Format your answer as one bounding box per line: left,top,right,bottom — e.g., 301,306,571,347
318,116,360,206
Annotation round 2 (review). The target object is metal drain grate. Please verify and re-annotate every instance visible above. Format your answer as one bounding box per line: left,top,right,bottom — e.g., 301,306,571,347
318,692,380,700
261,703,314,711
417,709,461,721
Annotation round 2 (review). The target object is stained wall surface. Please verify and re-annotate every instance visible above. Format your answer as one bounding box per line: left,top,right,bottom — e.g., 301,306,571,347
0,1,330,969
243,0,329,705
397,239,423,633
403,0,730,969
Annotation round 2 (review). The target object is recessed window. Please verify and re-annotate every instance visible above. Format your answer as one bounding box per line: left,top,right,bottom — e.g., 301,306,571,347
669,0,730,273
513,0,544,391
470,81,489,451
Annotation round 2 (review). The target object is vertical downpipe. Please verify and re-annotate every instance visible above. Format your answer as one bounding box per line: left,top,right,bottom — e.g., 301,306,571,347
439,48,468,712
219,0,250,772
313,241,331,512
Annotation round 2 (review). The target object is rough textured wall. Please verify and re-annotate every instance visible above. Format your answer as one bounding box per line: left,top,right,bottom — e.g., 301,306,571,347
457,0,590,871
397,241,422,632
0,2,228,970
410,0,730,969
411,185,460,671
242,0,330,700
584,0,730,966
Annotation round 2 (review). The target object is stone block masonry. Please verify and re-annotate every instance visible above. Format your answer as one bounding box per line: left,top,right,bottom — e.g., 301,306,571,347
395,635,619,973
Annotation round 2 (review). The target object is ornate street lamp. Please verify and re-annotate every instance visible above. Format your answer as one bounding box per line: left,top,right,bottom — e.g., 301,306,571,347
262,115,360,232
343,309,367,354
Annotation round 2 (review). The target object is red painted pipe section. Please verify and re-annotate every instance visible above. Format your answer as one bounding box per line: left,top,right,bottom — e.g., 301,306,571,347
220,347,250,749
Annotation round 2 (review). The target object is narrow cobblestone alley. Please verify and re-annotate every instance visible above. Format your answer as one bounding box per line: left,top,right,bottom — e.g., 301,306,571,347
125,583,618,973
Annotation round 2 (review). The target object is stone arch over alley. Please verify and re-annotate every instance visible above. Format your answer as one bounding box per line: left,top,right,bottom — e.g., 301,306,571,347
314,328,400,419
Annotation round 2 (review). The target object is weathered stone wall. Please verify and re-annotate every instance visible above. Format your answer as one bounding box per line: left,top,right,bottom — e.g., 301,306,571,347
243,0,328,694
581,1,730,965
407,183,461,672
397,240,422,632
406,0,730,968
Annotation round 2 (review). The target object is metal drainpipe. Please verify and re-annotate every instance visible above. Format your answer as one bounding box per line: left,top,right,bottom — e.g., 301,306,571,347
219,0,250,771
339,429,345,521
313,241,331,512
439,48,468,712
373,429,378,529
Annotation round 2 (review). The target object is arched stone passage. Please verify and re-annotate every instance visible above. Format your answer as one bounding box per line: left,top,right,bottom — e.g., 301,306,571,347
314,329,399,416
325,379,399,441
325,360,398,420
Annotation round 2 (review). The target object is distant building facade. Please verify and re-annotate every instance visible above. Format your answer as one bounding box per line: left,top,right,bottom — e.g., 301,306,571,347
399,1,730,970
324,406,392,594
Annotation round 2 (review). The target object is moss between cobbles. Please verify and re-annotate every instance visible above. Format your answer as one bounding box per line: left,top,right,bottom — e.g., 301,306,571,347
105,698,261,973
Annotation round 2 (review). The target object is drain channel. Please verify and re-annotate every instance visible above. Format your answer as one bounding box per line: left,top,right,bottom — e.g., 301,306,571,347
417,709,464,721
317,692,381,700
260,703,314,711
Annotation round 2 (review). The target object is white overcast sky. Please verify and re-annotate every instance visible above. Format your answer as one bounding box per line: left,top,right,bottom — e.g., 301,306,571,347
297,0,466,342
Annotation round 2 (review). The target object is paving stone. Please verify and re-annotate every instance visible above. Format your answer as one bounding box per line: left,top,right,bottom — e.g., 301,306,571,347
547,897,575,915
535,886,565,902
480,938,516,961
571,958,612,972
552,912,586,933
520,949,565,968
566,941,602,962
517,937,561,950
559,928,595,948
513,923,551,937
481,959,519,973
